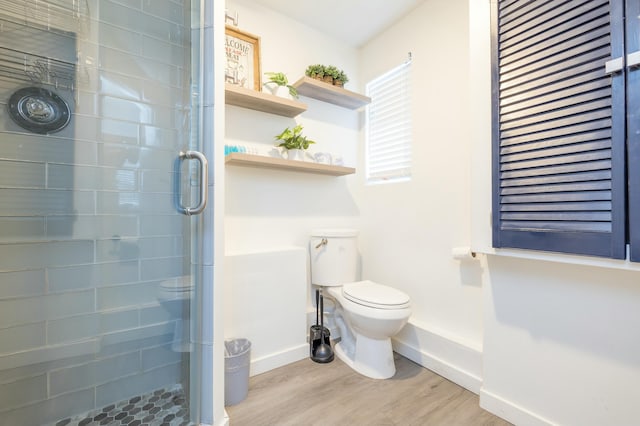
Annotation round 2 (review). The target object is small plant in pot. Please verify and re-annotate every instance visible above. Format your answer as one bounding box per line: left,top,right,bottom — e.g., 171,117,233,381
263,72,298,99
274,124,315,161
305,64,325,80
334,69,349,87
323,65,339,84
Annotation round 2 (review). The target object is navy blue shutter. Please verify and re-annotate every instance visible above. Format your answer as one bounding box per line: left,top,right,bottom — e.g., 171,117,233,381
627,0,640,261
492,0,626,258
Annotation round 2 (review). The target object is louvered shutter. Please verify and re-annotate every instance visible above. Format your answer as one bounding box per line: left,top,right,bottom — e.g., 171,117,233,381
492,0,626,258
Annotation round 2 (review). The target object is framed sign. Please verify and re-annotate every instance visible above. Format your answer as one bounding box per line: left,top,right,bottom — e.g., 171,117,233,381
225,25,261,91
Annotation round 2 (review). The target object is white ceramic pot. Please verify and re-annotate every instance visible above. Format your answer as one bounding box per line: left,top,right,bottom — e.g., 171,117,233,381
264,84,291,99
287,149,305,161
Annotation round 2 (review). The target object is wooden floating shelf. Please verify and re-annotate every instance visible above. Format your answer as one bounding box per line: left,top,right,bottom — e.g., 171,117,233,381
292,76,371,110
225,83,307,117
225,153,355,176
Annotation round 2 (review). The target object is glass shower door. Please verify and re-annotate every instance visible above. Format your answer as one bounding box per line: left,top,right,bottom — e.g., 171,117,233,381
0,1,211,424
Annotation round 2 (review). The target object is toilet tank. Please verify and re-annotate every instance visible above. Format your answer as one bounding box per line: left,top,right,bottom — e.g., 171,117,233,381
310,229,358,286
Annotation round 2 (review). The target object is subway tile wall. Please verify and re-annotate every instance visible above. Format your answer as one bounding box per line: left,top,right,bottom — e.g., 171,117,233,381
0,0,193,424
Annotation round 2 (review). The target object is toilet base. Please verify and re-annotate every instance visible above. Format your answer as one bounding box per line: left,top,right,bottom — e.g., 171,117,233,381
171,319,192,352
334,334,396,379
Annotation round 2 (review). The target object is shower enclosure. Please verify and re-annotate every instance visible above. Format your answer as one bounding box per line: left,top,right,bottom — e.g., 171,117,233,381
0,0,213,424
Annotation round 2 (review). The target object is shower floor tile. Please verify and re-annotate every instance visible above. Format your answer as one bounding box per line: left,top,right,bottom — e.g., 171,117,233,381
52,385,190,426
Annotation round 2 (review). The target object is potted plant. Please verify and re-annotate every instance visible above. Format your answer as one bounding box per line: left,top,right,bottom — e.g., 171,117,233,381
274,124,315,161
263,72,298,99
323,65,339,84
305,64,325,80
334,69,349,87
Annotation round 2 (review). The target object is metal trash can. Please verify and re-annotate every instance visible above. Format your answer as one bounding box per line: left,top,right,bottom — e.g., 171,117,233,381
224,338,251,406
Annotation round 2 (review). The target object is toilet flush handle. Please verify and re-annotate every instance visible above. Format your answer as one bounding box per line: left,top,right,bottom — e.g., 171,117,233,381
315,238,328,249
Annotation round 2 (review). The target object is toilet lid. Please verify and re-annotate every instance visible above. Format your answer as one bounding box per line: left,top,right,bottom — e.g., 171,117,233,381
343,280,410,309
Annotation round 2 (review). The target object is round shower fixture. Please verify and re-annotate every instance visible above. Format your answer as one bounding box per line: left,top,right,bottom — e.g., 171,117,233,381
8,86,71,134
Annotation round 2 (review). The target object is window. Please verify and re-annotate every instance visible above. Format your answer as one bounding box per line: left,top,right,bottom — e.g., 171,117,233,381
491,0,639,260
365,59,412,184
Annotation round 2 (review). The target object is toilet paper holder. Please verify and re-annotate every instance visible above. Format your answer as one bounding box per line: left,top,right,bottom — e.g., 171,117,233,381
452,246,477,260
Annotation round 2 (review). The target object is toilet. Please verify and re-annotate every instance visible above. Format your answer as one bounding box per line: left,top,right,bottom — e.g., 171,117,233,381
310,229,411,379
157,275,194,352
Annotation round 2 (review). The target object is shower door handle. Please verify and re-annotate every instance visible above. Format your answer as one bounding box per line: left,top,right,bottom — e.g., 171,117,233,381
177,150,208,216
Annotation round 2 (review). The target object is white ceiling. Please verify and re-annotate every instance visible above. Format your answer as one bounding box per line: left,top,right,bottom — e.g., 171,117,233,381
241,0,426,47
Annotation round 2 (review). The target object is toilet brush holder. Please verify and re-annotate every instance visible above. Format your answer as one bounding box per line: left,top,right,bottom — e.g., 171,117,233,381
310,294,334,363
309,325,331,357
310,326,333,363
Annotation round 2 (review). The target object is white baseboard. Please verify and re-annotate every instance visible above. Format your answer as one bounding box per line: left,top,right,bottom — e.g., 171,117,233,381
249,343,308,376
386,321,551,425
391,320,483,394
480,388,554,426
214,410,229,426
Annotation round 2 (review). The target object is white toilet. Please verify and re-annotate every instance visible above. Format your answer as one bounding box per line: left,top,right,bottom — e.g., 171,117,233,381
157,275,193,352
310,229,411,379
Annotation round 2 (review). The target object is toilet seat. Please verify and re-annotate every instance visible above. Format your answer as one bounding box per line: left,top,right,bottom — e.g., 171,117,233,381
159,276,193,301
343,280,410,310
160,276,193,291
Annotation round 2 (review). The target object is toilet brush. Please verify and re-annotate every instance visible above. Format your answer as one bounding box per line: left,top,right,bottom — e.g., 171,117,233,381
315,288,319,329
310,289,320,358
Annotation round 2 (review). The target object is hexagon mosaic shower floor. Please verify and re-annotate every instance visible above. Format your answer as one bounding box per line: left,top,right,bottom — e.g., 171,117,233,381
51,386,190,426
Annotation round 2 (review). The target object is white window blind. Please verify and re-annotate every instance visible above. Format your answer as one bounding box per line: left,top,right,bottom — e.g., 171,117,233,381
365,59,412,184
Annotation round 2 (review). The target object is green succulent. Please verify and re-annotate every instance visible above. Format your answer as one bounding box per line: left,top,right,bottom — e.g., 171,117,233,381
324,65,340,79
335,69,349,84
305,64,325,79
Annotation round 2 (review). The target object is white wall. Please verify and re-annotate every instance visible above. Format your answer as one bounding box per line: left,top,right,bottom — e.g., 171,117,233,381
356,0,484,390
224,0,361,256
481,257,640,426
223,0,363,352
224,248,307,375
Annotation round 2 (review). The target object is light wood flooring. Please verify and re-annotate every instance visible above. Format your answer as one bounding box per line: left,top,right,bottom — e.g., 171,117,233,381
226,352,511,426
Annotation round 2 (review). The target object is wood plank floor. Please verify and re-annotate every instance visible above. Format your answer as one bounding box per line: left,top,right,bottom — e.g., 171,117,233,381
226,352,512,426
